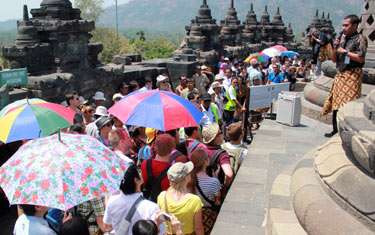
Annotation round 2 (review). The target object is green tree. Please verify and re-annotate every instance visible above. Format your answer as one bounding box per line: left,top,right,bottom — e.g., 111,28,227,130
74,0,104,22
136,30,146,41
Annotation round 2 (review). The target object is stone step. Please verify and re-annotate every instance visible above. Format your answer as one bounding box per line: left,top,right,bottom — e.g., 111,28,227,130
266,163,306,235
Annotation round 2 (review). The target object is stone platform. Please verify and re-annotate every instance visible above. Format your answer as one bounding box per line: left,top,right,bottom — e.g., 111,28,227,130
212,114,331,235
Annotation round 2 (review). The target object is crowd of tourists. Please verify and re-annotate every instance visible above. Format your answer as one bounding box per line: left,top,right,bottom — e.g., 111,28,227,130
0,13,366,235
0,51,313,235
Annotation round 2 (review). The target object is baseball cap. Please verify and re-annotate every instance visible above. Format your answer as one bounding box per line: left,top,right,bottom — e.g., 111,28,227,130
167,162,194,183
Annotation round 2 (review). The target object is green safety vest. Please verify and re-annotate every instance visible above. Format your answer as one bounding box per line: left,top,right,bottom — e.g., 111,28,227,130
210,103,219,123
224,86,236,111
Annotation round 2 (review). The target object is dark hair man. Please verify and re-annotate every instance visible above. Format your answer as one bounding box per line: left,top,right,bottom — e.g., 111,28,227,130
65,91,81,114
308,27,329,77
322,14,367,137
103,164,167,234
14,205,55,234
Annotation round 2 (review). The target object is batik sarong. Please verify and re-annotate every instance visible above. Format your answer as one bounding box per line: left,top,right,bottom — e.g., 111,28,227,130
322,67,362,115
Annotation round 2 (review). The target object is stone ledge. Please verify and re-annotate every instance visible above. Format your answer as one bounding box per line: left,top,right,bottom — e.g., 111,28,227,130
301,94,332,124
267,163,305,235
315,137,375,230
290,144,373,234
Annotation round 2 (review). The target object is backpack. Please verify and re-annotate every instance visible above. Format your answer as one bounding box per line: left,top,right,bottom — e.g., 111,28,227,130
142,159,170,203
221,143,247,174
169,150,188,164
137,146,150,167
206,149,226,178
188,140,201,154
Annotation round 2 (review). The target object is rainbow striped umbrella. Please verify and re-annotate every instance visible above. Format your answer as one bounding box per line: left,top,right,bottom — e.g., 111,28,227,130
108,90,203,131
0,102,76,143
0,98,46,118
245,53,270,63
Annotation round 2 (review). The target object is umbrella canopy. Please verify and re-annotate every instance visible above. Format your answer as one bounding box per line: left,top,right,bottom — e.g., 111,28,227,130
0,102,76,143
272,45,288,52
281,51,300,59
108,90,203,131
261,47,282,57
0,133,129,210
0,98,46,119
244,53,269,63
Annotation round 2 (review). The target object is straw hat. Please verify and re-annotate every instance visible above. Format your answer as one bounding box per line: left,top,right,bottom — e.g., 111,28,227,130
215,74,224,81
202,123,220,144
211,81,222,89
167,162,194,183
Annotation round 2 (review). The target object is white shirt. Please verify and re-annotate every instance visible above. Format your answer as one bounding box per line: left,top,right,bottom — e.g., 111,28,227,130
200,103,222,127
223,77,232,91
103,192,167,235
14,214,56,235
214,93,224,114
139,85,151,91
114,150,134,164
227,86,236,100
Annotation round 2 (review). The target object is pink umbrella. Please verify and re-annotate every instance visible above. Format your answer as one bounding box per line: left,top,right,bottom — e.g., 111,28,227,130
272,45,288,52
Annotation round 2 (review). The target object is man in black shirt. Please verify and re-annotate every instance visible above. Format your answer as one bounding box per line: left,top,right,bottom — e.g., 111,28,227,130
322,14,367,137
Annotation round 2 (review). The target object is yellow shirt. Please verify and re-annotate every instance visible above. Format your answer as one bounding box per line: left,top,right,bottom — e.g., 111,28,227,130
158,191,203,234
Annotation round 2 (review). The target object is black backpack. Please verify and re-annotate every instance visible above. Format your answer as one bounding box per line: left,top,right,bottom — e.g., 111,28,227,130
142,159,170,203
206,149,226,178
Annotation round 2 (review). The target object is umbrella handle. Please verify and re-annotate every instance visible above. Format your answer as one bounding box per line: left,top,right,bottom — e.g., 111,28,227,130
58,128,61,141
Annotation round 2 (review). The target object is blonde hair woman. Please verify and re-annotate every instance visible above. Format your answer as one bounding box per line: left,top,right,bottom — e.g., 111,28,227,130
157,162,204,235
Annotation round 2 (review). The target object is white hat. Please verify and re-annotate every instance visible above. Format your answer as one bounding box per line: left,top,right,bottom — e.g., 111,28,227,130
201,65,208,70
112,93,124,101
79,96,88,105
94,106,108,116
93,91,106,101
156,75,168,87
224,57,230,61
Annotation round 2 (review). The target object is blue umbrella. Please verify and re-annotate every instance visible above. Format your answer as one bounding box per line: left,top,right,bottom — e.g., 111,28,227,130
281,51,300,59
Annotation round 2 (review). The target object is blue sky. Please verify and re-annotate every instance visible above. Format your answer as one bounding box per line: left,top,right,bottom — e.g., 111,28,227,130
0,0,130,21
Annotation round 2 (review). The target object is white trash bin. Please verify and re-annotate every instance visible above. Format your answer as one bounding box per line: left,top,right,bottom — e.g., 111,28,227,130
276,92,301,126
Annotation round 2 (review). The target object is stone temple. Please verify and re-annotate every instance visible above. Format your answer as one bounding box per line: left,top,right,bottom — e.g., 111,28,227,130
1,0,199,105
175,0,309,66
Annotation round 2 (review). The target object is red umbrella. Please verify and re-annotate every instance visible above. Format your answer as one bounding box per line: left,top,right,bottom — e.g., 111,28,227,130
272,45,288,52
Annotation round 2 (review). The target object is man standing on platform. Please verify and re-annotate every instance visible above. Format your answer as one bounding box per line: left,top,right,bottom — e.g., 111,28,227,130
322,14,367,137
223,77,246,123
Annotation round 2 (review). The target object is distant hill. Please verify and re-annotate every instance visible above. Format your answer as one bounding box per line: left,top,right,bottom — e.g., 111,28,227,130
0,19,18,32
99,0,362,36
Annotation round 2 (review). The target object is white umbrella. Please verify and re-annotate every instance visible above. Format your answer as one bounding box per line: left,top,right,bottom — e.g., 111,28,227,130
261,47,282,57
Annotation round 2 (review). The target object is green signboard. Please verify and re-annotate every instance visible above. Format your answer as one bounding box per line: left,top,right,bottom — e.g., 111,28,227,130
0,68,28,87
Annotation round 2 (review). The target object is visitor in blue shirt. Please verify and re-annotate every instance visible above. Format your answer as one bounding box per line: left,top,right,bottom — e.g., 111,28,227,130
267,64,284,84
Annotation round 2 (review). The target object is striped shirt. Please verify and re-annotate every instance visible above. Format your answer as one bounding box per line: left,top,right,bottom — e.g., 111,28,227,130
196,177,221,207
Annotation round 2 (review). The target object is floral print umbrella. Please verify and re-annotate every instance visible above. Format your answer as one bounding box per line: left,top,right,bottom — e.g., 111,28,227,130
0,133,129,210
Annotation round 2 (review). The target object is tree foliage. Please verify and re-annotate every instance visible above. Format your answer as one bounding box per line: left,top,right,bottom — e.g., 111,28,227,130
74,0,104,22
91,27,177,63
